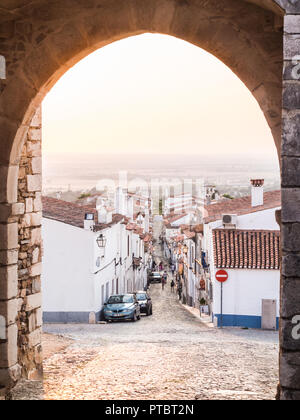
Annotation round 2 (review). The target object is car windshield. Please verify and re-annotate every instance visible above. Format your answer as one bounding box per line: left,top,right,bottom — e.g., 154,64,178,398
107,295,134,304
136,293,147,300
152,272,160,276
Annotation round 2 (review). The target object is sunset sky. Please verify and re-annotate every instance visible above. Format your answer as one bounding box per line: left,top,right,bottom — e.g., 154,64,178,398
43,33,277,159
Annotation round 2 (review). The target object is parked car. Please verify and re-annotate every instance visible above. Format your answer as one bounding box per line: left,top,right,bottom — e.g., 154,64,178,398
149,271,162,283
135,291,153,316
103,294,141,322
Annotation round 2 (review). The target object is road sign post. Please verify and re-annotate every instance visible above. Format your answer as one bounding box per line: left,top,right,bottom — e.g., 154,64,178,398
215,270,228,328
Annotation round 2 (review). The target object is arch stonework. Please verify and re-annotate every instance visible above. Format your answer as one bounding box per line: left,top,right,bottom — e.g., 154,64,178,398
0,0,299,399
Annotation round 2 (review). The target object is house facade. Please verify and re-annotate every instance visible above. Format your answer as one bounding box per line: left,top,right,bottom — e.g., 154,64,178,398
203,181,281,329
42,196,152,323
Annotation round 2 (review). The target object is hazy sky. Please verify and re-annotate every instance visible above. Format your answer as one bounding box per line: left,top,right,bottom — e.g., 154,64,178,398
43,33,276,158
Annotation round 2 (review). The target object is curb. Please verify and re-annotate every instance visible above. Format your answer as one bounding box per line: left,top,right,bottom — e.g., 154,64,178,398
179,301,214,329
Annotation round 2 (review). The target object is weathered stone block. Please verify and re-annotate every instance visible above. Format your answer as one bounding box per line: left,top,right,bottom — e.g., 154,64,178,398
27,175,42,192
282,254,300,277
282,156,300,186
0,364,21,389
28,312,36,333
283,82,300,110
33,193,42,212
29,263,42,277
282,277,300,318
282,188,300,222
36,308,42,328
0,265,18,300
282,113,300,156
31,157,42,174
0,299,18,326
284,34,300,60
27,327,41,348
26,141,41,157
25,197,33,213
30,227,41,246
32,247,40,264
278,0,300,14
0,249,18,266
20,213,31,228
0,324,18,368
25,292,42,312
282,223,300,251
284,15,300,34
0,165,18,204
30,107,41,128
28,128,41,142
280,352,300,390
32,278,41,294
281,319,300,351
281,389,300,400
30,212,42,227
0,223,18,250
12,202,25,216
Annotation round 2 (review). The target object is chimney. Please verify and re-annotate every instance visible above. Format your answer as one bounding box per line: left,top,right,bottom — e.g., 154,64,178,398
84,213,95,230
251,179,264,207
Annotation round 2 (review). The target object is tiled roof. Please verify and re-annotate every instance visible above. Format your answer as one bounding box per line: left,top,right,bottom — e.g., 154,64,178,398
204,190,281,223
213,229,280,270
171,234,185,243
42,197,123,230
183,230,196,239
164,213,188,224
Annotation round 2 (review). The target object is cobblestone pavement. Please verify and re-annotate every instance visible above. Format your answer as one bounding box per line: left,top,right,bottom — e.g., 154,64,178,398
41,218,279,400
42,281,279,400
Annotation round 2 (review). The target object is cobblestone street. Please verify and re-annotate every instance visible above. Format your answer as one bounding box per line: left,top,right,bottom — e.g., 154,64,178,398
42,280,279,400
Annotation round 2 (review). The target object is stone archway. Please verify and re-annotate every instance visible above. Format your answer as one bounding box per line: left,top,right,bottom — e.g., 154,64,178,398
0,0,299,400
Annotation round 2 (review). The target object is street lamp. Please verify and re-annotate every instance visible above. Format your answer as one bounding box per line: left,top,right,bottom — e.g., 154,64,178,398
96,233,107,249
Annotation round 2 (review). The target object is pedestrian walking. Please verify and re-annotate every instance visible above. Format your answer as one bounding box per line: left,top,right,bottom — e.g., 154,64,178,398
171,264,175,276
171,279,175,293
159,261,163,271
177,282,182,300
162,271,168,290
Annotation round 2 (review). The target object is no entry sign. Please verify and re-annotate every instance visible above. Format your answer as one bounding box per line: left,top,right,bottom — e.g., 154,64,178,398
215,269,228,283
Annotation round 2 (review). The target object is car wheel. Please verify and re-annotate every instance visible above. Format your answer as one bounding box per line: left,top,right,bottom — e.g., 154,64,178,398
137,314,141,321
150,306,153,315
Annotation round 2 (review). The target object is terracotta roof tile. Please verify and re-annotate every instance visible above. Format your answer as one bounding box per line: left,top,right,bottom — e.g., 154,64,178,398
213,229,280,270
204,190,281,223
183,230,196,239
42,196,123,230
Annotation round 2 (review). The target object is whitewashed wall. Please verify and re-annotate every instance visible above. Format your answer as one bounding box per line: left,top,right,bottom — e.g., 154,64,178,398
42,218,95,321
212,268,280,328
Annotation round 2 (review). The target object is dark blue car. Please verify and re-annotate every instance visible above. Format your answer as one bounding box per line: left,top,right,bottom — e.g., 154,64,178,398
103,294,141,322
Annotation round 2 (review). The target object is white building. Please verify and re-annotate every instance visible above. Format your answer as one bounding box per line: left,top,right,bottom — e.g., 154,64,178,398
42,197,151,323
203,180,281,329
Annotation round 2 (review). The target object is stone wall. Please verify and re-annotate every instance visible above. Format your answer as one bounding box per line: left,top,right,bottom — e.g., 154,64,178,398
281,3,300,400
0,108,43,396
16,108,43,382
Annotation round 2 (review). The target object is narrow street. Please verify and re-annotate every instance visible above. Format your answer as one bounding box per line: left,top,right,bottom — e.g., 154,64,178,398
42,284,278,400
8,216,279,401
40,219,279,400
